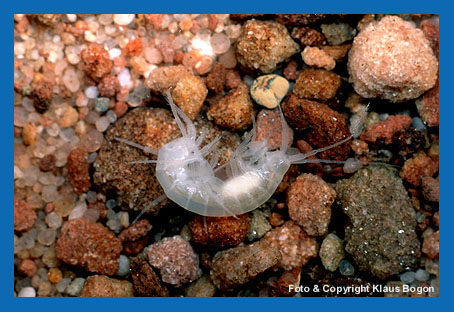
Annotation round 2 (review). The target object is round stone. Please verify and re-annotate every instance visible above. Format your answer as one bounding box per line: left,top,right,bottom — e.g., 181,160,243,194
116,255,130,276
400,271,416,284
250,74,289,109
113,14,135,26
18,286,36,297
338,259,355,276
211,33,230,54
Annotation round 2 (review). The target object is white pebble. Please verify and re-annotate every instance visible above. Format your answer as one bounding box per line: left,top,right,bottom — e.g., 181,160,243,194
113,14,135,26
116,255,130,276
415,268,430,282
85,86,99,99
95,116,110,132
109,48,121,59
18,286,36,297
118,68,131,88
68,202,88,220
66,14,77,22
343,158,363,174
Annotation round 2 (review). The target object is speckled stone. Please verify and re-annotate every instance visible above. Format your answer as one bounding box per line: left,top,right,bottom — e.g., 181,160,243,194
255,108,293,151
55,218,122,276
236,20,300,73
210,240,281,291
14,199,36,232
400,151,438,187
348,15,438,102
319,233,345,272
147,235,200,287
335,165,421,279
66,148,91,194
287,173,336,236
171,75,208,120
293,69,341,102
80,275,133,297
263,220,318,270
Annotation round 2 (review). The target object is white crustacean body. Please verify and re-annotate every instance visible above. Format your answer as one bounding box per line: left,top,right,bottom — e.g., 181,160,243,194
115,92,353,218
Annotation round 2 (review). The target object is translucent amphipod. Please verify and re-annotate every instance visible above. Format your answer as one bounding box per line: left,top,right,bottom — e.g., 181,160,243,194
115,93,352,217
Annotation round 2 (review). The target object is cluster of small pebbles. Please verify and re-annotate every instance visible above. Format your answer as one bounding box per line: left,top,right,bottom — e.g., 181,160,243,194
14,14,439,297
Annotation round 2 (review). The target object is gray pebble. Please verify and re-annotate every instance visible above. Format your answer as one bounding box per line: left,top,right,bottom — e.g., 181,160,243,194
338,259,355,276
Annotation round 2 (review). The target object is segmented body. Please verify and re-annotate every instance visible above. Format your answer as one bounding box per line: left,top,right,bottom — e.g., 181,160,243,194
116,92,352,218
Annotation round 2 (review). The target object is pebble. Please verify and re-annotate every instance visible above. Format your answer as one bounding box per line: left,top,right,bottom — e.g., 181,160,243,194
116,255,130,277
81,129,104,152
218,48,237,69
14,199,36,232
81,44,113,82
236,20,299,73
94,97,110,113
62,67,80,93
37,228,57,246
206,63,226,94
321,44,351,61
171,75,208,120
415,268,430,282
33,81,53,113
210,240,281,291
319,233,344,272
400,152,438,187
19,259,37,277
147,235,200,287
321,23,356,45
255,108,293,151
66,148,91,194
394,128,427,159
95,116,110,132
301,46,336,70
420,19,439,58
400,271,416,284
291,26,326,46
207,83,254,131
348,16,438,102
57,106,78,128
293,69,341,102
144,47,163,65
56,278,71,293
48,267,63,284
343,158,363,174
282,93,351,160
66,277,85,296
421,176,439,202
68,202,88,220
335,165,421,279
416,82,439,127
263,221,318,270
287,173,336,236
144,65,191,93
338,259,355,276
113,14,135,26
248,210,272,241
18,286,36,297
80,275,133,297
360,115,412,145
185,274,217,297
210,32,230,54
55,218,123,275
189,214,250,247
422,230,439,259
130,257,169,297
250,74,289,109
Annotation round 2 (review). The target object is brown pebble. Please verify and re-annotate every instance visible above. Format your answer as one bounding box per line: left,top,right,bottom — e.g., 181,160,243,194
14,198,37,232
80,275,133,297
81,44,113,82
282,93,351,160
422,230,439,259
171,75,208,120
22,123,37,146
400,151,438,187
293,69,341,102
274,268,302,296
210,240,281,291
283,61,300,81
33,81,53,113
44,203,56,214
113,101,128,117
145,65,192,93
269,212,285,227
189,214,250,248
301,46,336,70
419,19,439,58
123,38,143,57
19,259,37,277
39,154,57,172
207,83,254,131
48,267,63,284
321,44,351,61
206,63,226,94
416,82,439,127
287,173,336,236
291,27,326,46
225,69,242,89
275,14,327,27
98,75,120,98
263,220,318,270
295,140,323,174
421,176,439,202
130,257,169,297
66,148,91,194
55,218,123,275
255,109,293,150
351,139,369,156
360,115,412,145
432,211,439,228
118,219,152,243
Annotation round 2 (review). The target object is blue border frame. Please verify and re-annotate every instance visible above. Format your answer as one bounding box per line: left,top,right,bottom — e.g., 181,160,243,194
5,1,450,311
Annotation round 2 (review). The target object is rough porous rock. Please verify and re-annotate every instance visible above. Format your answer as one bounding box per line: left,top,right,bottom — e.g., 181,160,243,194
145,65,192,93
421,176,439,202
130,257,169,297
18,259,37,277
80,44,113,82
255,108,293,150
56,218,123,276
250,74,289,109
393,129,427,160
400,151,438,187
98,75,120,98
236,20,300,73
274,268,302,296
147,235,200,287
210,240,281,291
206,63,226,94
118,219,152,242
419,19,439,58
33,81,53,113
416,82,439,127
319,233,345,272
293,69,341,102
360,115,412,145
422,231,439,259
287,173,336,236
39,154,57,173
80,275,133,297
301,47,336,71
275,14,327,27
335,165,421,279
66,148,91,194
348,15,438,102
189,214,250,247
263,221,318,270
282,93,351,160
207,83,254,131
321,44,351,61
14,198,37,232
291,27,326,46
171,75,208,120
